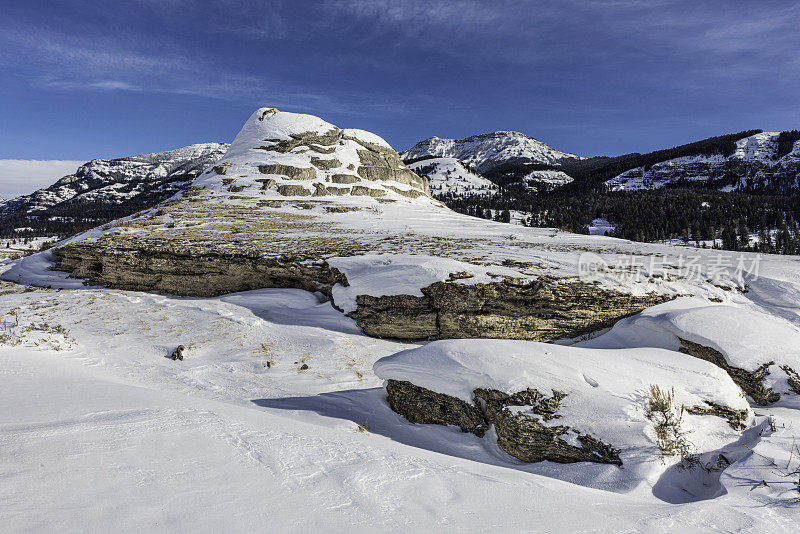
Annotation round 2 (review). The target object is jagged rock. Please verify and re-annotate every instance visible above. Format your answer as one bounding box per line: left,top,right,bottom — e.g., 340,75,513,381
259,128,341,154
330,174,360,184
171,345,185,361
351,186,386,197
256,178,276,190
386,380,488,435
312,183,330,197
375,339,752,469
780,365,800,394
310,157,341,170
678,338,780,405
353,278,669,341
277,184,312,197
384,379,621,465
686,401,749,430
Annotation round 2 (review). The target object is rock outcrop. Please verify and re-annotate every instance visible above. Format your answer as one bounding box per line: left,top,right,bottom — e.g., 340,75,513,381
386,379,622,465
18,107,707,342
678,338,781,405
375,339,753,470
352,277,669,341
53,240,347,298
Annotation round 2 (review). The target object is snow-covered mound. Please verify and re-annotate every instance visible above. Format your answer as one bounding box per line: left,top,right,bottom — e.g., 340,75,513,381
0,143,229,217
582,297,800,403
607,132,800,191
7,107,782,344
375,338,752,484
193,108,430,201
402,131,583,175
406,157,499,198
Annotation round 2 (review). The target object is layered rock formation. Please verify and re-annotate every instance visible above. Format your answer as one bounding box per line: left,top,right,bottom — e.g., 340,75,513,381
607,131,800,193
352,277,668,341
11,107,737,341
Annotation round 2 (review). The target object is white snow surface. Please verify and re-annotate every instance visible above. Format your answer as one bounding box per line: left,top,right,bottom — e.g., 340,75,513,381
328,254,520,313
3,110,800,530
581,297,800,387
1,280,798,530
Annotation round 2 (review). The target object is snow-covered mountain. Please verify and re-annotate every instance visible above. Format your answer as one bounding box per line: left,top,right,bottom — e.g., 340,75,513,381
406,157,499,198
402,131,582,174
607,131,800,192
402,131,581,193
0,143,229,219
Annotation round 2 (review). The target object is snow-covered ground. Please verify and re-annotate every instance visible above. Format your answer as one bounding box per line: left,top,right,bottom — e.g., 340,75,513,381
0,236,58,260
2,243,800,530
3,109,800,531
606,132,800,191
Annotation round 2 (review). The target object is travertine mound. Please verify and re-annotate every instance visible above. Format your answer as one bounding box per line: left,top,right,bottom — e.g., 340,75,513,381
9,108,739,341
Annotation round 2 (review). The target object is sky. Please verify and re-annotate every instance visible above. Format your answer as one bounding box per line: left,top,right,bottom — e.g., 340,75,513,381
1,0,799,196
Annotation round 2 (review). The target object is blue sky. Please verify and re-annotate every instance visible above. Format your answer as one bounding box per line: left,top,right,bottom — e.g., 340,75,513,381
2,0,800,162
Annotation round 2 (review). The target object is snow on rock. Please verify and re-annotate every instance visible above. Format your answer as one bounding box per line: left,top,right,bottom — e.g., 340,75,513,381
402,131,583,175
582,297,800,402
328,254,520,313
606,131,800,192
521,169,574,189
375,338,751,476
193,107,432,201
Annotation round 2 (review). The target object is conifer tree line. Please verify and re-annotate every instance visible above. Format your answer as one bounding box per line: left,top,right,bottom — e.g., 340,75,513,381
436,128,800,255
445,188,800,255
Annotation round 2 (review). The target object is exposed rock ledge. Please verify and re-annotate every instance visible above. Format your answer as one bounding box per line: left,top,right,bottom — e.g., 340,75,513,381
53,243,668,341
352,278,669,341
679,338,784,406
52,243,347,298
386,379,623,465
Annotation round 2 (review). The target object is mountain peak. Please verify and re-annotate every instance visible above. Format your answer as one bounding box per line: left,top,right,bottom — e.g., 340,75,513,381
402,130,582,174
194,108,431,201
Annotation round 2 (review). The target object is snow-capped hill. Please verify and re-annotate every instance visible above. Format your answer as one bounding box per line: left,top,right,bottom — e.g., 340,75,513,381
402,131,583,175
607,131,800,192
193,108,431,201
0,143,229,218
406,157,499,198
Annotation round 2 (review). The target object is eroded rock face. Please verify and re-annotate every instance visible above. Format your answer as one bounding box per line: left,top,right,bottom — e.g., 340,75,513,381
385,379,622,465
52,243,347,298
353,277,669,341
678,338,780,405
385,380,489,435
